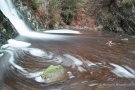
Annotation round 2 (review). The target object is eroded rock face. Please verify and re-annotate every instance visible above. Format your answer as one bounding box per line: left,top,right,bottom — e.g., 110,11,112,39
97,0,135,34
12,0,40,31
0,11,17,46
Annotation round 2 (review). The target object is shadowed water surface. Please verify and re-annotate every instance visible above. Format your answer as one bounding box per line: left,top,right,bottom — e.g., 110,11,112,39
1,30,135,90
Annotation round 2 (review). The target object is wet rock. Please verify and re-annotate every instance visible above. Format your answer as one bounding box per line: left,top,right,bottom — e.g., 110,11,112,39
41,65,67,83
0,11,18,45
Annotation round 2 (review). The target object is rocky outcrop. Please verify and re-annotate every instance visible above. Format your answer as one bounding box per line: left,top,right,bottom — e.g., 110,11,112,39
13,0,41,31
13,0,98,30
97,0,135,34
0,11,17,45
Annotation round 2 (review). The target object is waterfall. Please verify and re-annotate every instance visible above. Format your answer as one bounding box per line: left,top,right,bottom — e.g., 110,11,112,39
0,0,32,35
0,0,80,38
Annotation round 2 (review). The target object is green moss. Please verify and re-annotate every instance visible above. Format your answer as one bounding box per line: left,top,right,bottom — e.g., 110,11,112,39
122,0,135,5
61,0,82,25
31,0,42,10
61,9,75,25
42,65,65,78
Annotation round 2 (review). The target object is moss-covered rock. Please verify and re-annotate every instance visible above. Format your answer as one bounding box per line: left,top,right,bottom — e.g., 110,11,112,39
41,65,67,83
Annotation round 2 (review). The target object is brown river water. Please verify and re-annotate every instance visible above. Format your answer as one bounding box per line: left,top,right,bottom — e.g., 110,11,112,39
0,30,135,90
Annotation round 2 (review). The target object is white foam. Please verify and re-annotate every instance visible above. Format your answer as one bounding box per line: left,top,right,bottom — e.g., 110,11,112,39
7,50,28,73
7,39,31,48
27,71,43,78
110,63,135,78
88,83,98,87
77,66,86,72
124,65,135,75
6,50,47,83
53,56,63,63
28,48,47,57
1,44,10,49
67,71,75,79
64,54,86,72
85,60,96,67
64,54,83,66
106,41,115,46
35,76,45,83
44,29,80,34
131,51,135,54
81,81,88,84
121,38,128,41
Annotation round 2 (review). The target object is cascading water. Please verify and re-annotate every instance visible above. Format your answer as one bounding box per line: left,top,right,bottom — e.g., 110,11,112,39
0,0,35,38
0,0,32,35
0,0,80,37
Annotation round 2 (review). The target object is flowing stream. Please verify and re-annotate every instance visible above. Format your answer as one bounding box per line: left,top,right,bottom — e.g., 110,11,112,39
1,0,135,90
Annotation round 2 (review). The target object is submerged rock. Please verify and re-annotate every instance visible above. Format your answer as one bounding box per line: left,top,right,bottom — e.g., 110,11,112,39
41,65,67,83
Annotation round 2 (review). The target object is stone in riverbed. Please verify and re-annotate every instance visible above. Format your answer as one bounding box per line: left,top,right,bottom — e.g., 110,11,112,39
41,65,67,83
